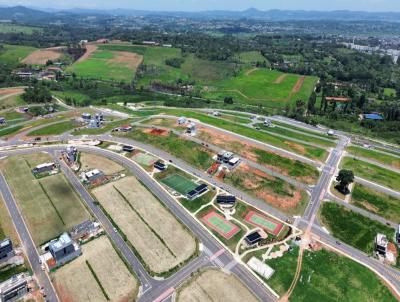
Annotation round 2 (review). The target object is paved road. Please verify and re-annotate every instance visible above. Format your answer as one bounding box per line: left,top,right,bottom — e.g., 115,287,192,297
0,173,59,302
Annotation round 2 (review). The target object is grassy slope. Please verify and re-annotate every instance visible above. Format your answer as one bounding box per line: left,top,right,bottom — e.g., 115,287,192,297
347,145,400,169
341,157,400,190
0,44,37,65
0,24,42,34
0,94,26,109
351,184,400,222
163,110,327,161
320,202,395,253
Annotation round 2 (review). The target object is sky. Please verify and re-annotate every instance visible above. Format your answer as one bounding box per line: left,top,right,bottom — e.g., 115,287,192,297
1,0,399,12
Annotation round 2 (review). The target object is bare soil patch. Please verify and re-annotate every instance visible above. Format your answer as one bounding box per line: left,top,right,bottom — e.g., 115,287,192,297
77,44,97,62
110,51,143,70
177,268,258,302
284,141,306,155
292,76,306,93
22,47,64,65
245,67,259,76
54,236,138,302
79,152,125,175
274,74,287,84
143,128,169,137
0,88,24,95
92,176,196,274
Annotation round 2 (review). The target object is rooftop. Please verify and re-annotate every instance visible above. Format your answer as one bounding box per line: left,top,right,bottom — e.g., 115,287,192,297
50,233,72,252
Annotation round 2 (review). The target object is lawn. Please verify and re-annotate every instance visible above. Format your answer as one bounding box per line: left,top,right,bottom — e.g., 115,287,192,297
160,174,198,195
0,194,19,243
161,110,327,161
120,129,214,170
340,157,400,190
320,202,395,253
234,51,267,64
67,48,142,82
347,145,400,169
384,87,396,97
351,184,400,222
291,249,397,301
0,24,42,34
180,190,216,213
52,90,91,106
0,125,24,138
2,154,90,245
0,44,37,66
258,124,335,148
27,120,76,136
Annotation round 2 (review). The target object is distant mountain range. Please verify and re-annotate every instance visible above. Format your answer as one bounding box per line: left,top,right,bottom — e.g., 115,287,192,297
1,6,400,22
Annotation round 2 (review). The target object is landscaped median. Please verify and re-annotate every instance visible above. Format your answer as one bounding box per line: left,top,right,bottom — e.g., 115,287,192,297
340,157,400,190
346,145,400,169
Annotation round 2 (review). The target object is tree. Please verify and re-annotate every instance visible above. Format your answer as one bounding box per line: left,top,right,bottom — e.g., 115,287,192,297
223,96,233,104
307,91,317,114
335,169,354,195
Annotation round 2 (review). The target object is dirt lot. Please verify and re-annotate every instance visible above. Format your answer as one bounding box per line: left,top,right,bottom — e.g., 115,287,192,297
177,268,259,302
22,47,64,65
274,74,287,84
0,88,24,96
111,51,143,70
1,153,90,245
54,236,138,302
79,152,125,175
92,176,196,274
76,44,97,62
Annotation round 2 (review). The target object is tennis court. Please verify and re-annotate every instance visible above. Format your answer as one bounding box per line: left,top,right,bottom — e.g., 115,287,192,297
244,211,283,236
161,174,198,195
132,152,157,167
202,211,240,239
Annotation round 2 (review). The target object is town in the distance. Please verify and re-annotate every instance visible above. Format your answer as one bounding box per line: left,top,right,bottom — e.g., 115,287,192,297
0,2,400,302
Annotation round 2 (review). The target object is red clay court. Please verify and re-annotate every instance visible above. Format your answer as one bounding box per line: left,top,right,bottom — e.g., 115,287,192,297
244,210,283,236
202,211,240,239
149,128,168,136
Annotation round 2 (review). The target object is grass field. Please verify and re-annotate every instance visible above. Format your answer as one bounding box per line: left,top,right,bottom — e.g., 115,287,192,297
204,69,318,108
161,174,198,195
180,190,216,213
0,94,26,110
72,118,133,135
272,121,336,141
340,157,400,190
0,24,42,34
320,202,395,253
384,87,397,97
0,44,37,66
68,47,143,82
0,125,24,138
1,153,90,245
27,120,76,136
161,110,327,161
120,129,214,170
347,145,400,169
54,236,138,302
79,152,125,175
92,176,196,275
0,194,19,243
234,51,267,64
351,184,400,222
177,268,259,302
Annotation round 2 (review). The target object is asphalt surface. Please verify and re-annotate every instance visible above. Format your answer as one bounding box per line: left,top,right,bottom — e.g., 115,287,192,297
0,172,59,302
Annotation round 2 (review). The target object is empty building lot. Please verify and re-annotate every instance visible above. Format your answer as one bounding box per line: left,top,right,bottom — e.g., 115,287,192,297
1,153,90,245
177,268,259,302
92,176,196,275
54,236,138,302
79,152,125,175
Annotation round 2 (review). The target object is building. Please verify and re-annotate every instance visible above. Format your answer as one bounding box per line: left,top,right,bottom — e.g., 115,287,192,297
66,146,78,163
217,151,234,163
228,157,240,166
70,220,101,241
247,257,274,280
32,163,56,174
0,273,31,302
88,118,100,129
178,117,186,125
0,117,6,125
363,113,384,121
83,169,104,182
263,119,271,127
396,225,400,245
49,233,81,267
375,233,388,256
154,161,166,171
186,184,208,200
0,239,13,260
115,125,133,132
212,111,220,117
216,195,236,206
186,122,196,135
142,41,158,46
81,113,91,120
327,129,335,136
122,145,135,152
245,231,262,246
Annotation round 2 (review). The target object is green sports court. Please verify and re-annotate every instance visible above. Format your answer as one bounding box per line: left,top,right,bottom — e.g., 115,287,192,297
160,174,198,195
